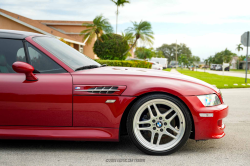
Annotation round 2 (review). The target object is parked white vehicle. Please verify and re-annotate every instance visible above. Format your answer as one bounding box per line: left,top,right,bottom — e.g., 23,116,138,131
148,58,168,69
148,61,163,70
210,64,218,70
215,65,222,71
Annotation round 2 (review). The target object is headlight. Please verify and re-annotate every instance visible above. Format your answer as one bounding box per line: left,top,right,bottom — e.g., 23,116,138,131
197,94,221,106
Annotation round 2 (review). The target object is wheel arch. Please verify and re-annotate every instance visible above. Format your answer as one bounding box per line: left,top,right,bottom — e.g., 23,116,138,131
119,91,195,139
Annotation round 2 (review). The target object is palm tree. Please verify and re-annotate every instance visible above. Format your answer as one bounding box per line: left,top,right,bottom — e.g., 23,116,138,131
239,55,246,61
122,31,134,44
204,59,208,65
111,0,130,33
208,56,213,66
121,31,136,52
236,44,243,56
123,20,154,55
80,15,113,45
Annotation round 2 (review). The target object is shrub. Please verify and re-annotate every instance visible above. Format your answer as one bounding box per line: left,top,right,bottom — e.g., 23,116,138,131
95,60,152,68
135,47,153,59
126,51,132,58
93,34,129,60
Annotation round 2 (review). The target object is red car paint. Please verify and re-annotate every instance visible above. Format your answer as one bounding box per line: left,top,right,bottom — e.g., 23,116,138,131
0,126,119,141
0,35,228,141
73,96,135,127
12,61,38,81
0,73,73,126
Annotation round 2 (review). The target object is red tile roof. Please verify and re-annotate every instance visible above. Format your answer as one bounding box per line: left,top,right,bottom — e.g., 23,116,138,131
0,8,91,43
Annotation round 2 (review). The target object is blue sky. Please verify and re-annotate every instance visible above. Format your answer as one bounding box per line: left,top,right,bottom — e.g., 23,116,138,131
1,0,250,60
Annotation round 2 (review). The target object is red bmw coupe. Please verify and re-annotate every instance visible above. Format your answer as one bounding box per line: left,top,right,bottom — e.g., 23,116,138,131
0,30,228,155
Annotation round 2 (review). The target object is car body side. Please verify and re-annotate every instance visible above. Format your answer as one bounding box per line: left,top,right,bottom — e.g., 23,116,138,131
72,70,228,140
0,35,228,142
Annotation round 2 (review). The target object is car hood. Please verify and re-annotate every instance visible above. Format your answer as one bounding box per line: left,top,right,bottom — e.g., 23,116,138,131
73,67,219,93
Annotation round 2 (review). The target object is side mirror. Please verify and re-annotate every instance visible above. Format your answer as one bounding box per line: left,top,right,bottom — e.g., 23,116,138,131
12,62,38,81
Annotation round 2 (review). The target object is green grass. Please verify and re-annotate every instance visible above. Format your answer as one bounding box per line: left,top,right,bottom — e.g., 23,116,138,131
230,69,250,74
177,69,250,89
163,68,172,72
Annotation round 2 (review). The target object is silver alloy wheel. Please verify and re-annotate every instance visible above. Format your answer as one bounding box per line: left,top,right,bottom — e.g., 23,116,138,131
133,99,186,151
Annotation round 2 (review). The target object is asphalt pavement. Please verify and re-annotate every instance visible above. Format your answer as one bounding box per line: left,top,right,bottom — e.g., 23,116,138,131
0,88,249,166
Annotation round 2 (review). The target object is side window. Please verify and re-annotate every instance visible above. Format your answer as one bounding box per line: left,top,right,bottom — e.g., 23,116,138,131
17,48,26,62
26,43,66,73
0,39,27,73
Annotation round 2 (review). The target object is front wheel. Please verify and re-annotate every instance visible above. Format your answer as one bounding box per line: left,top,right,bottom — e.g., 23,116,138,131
127,94,192,155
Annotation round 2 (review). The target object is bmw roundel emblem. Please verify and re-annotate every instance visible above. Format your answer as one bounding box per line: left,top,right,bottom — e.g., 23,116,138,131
156,121,162,128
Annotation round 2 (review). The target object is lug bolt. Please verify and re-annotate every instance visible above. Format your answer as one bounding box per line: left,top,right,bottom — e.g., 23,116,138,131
159,117,162,120
160,129,163,132
153,127,156,130
152,120,156,123
164,122,167,126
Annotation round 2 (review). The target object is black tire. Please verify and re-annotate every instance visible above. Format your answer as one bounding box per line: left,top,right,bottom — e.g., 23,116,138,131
127,94,192,155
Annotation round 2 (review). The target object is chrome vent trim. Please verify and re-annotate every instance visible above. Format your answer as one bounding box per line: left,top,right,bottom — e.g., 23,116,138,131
75,86,120,94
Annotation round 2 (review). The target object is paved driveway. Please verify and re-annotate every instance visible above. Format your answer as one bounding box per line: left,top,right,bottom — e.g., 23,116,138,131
197,69,250,78
0,89,249,166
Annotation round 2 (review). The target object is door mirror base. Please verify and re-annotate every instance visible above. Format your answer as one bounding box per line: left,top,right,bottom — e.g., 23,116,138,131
12,62,38,81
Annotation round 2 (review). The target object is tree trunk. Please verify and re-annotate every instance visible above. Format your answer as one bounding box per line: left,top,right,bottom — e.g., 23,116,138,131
123,38,138,56
116,6,118,34
238,51,239,69
96,33,103,42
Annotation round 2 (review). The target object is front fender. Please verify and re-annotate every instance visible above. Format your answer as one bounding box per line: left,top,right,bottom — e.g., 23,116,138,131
121,77,216,97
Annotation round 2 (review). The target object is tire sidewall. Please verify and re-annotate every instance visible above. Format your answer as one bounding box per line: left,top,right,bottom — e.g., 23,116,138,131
127,94,192,155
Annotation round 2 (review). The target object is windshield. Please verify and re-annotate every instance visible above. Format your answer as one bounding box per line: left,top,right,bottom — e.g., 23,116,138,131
32,37,100,70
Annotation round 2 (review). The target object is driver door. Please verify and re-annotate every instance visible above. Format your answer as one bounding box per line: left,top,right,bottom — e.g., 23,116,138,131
0,38,72,126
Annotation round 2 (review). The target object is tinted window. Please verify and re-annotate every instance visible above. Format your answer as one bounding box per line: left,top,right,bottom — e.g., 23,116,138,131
33,37,100,70
0,39,26,73
26,43,66,73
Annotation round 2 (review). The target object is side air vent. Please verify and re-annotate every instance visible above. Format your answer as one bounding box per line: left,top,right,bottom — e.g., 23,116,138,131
86,86,119,94
74,85,127,96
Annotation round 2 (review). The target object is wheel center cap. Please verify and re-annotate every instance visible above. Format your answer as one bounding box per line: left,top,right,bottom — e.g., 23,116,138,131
156,121,162,128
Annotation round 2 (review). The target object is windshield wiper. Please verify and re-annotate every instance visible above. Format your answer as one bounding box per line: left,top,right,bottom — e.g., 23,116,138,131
75,65,105,71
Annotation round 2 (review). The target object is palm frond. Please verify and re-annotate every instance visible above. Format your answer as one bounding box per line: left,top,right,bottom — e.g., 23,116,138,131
123,20,154,55
118,0,130,7
80,14,113,44
85,32,96,45
110,0,118,5
111,0,130,6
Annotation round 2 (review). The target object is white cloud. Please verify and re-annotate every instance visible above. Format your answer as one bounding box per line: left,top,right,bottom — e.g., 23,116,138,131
154,33,245,59
2,0,250,24
117,0,250,24
1,0,249,59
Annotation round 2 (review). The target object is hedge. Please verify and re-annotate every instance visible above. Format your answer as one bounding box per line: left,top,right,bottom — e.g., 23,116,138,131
95,60,152,69
93,34,129,60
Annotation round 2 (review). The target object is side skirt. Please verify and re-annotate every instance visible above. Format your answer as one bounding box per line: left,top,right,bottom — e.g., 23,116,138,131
0,126,119,142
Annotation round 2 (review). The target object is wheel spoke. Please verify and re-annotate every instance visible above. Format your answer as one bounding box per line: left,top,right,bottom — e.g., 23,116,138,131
133,98,186,152
156,133,163,145
168,112,177,122
169,125,180,134
147,105,154,119
137,120,151,125
150,131,155,144
165,131,177,139
163,108,173,117
153,103,161,116
138,127,151,131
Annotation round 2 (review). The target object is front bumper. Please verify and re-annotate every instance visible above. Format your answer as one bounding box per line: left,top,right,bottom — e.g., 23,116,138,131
180,95,229,140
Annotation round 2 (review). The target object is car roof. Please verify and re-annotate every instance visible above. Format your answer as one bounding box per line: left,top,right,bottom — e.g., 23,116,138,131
0,29,46,39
